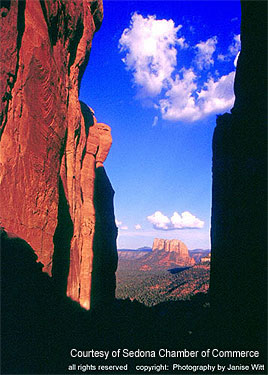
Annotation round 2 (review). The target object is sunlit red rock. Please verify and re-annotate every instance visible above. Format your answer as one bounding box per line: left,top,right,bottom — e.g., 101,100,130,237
96,123,112,167
153,238,191,258
0,0,117,310
151,238,195,267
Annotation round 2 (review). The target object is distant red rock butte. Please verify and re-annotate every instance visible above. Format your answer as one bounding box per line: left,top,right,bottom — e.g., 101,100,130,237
152,238,195,266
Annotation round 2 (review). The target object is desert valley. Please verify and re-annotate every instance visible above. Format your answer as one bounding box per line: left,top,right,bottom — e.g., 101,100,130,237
117,238,210,306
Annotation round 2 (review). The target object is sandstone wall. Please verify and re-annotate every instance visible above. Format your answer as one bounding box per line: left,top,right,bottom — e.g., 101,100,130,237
0,0,117,310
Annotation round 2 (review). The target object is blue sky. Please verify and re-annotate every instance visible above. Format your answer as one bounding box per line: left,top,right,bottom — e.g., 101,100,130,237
80,1,241,250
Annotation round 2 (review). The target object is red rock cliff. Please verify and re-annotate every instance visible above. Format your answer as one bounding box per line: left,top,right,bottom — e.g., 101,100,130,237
153,238,189,257
152,238,195,266
0,0,117,310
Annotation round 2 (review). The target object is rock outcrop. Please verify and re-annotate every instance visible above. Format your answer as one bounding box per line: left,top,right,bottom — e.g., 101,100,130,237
152,238,195,267
210,1,266,345
153,238,188,256
0,0,117,310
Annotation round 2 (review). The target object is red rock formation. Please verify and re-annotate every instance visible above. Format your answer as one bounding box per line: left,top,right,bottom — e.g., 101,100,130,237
62,102,116,309
152,238,195,266
153,238,188,257
0,0,117,310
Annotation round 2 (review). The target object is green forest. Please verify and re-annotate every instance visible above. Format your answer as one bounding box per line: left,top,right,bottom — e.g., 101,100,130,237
116,262,210,307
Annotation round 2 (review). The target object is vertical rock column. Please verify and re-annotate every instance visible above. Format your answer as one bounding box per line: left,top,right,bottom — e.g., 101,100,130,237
210,1,267,344
62,103,117,310
61,104,100,310
91,124,118,308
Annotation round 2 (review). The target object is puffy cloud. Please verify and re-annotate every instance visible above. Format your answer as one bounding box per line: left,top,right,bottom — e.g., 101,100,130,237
119,12,183,96
119,15,237,123
194,36,217,70
197,71,235,115
147,211,170,230
160,70,235,122
159,68,200,122
121,226,128,230
170,211,204,229
147,210,204,230
135,224,142,230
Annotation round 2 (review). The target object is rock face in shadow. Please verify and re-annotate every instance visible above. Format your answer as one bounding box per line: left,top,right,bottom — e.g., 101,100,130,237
0,0,117,310
1,227,211,374
210,1,267,344
91,166,118,308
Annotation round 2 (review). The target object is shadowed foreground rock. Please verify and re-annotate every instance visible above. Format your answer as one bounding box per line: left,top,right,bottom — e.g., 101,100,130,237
210,1,267,347
2,228,266,374
0,0,117,310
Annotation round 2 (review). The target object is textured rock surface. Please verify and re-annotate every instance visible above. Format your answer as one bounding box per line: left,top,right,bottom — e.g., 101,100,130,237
60,102,117,309
153,238,188,257
152,238,195,266
0,0,117,310
210,1,266,342
96,123,113,167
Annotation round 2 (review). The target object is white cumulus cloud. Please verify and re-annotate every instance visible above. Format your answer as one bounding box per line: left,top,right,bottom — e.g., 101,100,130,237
119,12,183,96
171,211,204,229
119,14,238,123
147,210,204,230
160,70,235,122
197,71,236,115
135,224,142,230
147,211,170,230
194,36,218,70
159,68,200,122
